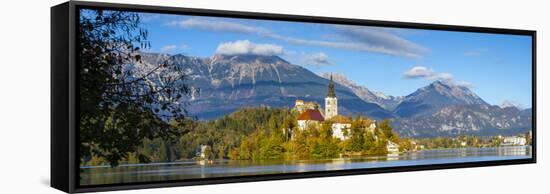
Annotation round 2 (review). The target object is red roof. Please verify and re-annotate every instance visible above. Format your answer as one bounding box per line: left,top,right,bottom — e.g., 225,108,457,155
297,109,325,121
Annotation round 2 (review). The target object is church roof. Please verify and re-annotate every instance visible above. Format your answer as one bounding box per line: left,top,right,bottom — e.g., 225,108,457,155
327,115,351,123
297,109,325,121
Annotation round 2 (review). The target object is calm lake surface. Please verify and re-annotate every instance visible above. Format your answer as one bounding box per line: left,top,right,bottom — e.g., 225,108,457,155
80,146,531,186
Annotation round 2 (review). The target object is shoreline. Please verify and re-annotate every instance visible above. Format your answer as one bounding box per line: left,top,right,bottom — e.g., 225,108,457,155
80,145,532,169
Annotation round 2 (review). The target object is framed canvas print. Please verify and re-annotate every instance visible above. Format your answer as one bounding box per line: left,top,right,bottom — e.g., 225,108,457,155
51,1,536,193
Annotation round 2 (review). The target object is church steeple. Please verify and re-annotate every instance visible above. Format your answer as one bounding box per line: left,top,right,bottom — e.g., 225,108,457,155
325,74,338,119
327,74,336,97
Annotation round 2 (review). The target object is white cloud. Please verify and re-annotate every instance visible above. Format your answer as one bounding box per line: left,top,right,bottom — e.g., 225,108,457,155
403,66,472,88
215,40,284,56
433,72,454,82
168,18,271,35
306,52,331,66
455,80,474,88
282,51,333,67
168,18,426,58
160,44,189,54
403,66,434,78
335,26,427,58
160,45,178,53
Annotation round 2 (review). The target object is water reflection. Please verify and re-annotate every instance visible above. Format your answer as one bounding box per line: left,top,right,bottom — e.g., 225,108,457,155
80,146,531,186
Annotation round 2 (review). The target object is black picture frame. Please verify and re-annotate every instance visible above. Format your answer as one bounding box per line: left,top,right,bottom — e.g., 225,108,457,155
51,1,537,193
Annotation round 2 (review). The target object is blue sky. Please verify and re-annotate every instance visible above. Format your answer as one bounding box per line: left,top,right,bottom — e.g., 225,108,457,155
136,12,532,108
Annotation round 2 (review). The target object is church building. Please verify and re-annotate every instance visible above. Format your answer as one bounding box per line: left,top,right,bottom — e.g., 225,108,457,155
295,74,351,140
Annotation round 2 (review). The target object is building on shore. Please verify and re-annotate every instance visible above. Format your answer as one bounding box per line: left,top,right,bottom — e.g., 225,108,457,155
327,115,351,140
502,136,527,146
386,141,400,154
198,145,209,159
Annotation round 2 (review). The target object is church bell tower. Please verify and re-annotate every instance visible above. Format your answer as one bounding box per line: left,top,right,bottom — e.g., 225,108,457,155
325,74,338,119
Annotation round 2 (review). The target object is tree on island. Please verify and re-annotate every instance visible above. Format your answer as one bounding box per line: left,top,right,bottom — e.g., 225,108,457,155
78,10,193,167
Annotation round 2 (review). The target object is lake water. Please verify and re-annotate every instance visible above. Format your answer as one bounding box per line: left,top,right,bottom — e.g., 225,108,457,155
80,146,531,186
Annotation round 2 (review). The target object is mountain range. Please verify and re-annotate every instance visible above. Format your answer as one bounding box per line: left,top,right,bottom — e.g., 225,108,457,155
394,80,488,118
139,53,532,138
141,53,394,120
389,81,531,137
393,104,532,137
